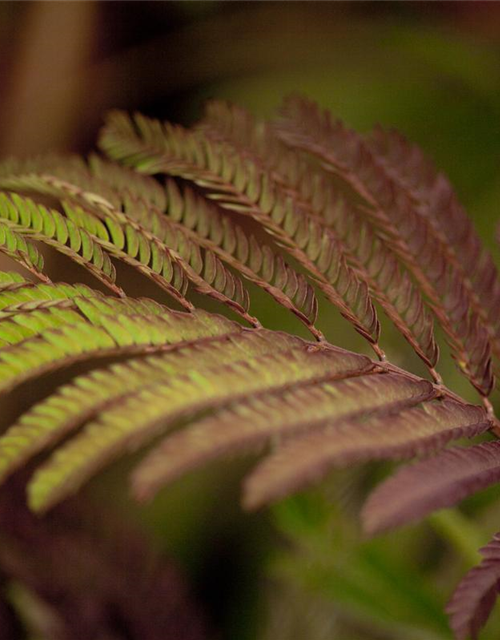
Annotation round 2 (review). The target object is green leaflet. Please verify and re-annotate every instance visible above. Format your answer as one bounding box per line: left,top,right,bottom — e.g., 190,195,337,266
0,192,120,294
0,294,236,394
0,271,28,288
99,111,380,348
131,372,435,502
0,330,305,486
0,220,45,278
27,340,373,512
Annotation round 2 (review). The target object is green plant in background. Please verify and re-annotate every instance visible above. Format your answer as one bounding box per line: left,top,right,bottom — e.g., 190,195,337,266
0,95,499,638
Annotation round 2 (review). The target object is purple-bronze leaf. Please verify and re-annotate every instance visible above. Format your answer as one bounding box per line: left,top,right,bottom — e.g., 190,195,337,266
276,95,494,395
242,400,490,510
131,372,434,501
446,533,500,640
362,441,500,535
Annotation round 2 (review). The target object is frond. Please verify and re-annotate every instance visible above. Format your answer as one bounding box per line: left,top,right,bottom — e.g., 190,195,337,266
201,100,439,370
0,97,499,639
276,95,495,395
132,371,434,502
0,192,121,294
99,111,381,351
368,125,500,371
0,329,298,487
242,400,489,510
0,276,488,517
446,533,500,640
27,337,369,512
362,441,500,535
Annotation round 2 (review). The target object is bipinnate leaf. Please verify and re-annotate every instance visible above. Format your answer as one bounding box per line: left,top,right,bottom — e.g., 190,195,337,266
201,100,441,371
368,126,500,367
0,97,498,640
99,111,381,351
446,533,500,640
276,95,494,395
132,372,434,502
362,441,500,535
27,339,373,512
242,400,490,510
0,330,310,485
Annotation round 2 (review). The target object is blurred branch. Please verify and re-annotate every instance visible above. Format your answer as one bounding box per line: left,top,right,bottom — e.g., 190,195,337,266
0,1,98,156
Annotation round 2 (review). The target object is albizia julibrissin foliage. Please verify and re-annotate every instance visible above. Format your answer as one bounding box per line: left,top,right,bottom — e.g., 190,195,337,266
0,95,499,637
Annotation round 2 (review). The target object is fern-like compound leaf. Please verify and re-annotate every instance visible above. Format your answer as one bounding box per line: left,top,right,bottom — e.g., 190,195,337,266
277,95,494,395
99,111,381,350
132,372,434,502
368,126,500,374
27,338,372,512
242,400,490,510
201,100,439,369
0,330,305,486
0,192,121,294
362,441,500,535
446,532,500,640
1,95,499,640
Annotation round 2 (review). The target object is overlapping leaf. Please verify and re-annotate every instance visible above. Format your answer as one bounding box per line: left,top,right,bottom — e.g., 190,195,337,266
0,220,46,281
368,126,500,367
0,159,319,333
132,372,435,502
28,339,372,512
242,400,490,510
276,95,494,395
201,100,439,370
362,441,500,535
446,533,500,640
0,293,236,395
0,191,120,294
0,96,498,640
99,110,381,350
159,180,320,335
